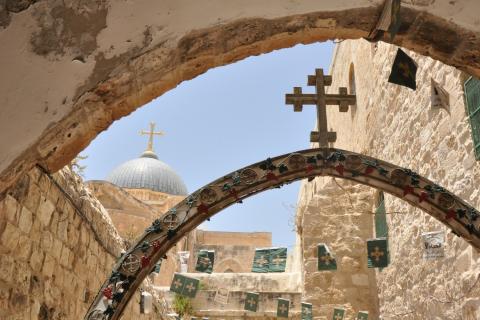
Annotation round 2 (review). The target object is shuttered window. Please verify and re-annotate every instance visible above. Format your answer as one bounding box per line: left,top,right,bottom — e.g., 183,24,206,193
465,77,480,160
375,192,388,238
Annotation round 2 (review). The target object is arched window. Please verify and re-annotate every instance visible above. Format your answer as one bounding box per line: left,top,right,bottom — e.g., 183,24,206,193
224,268,234,273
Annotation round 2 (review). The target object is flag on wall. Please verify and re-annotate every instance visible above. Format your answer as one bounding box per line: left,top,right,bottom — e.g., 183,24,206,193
422,231,445,259
277,298,290,318
251,247,287,273
367,238,389,268
388,48,417,90
244,292,259,312
301,302,313,320
317,243,337,271
332,308,345,320
195,250,215,274
169,273,200,298
357,311,369,320
431,79,450,110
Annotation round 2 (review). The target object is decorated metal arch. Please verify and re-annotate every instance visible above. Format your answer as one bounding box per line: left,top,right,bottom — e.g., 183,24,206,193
85,148,480,320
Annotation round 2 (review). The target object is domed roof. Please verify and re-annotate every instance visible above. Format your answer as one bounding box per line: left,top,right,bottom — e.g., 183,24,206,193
106,151,188,196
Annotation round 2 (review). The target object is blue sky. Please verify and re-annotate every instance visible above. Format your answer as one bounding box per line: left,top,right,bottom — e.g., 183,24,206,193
82,41,335,249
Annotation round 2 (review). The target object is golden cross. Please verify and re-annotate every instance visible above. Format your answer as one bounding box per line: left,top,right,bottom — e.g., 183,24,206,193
279,303,288,313
173,279,183,289
303,306,311,315
398,62,413,80
272,255,284,266
334,313,343,320
199,257,210,267
247,297,257,307
256,255,269,266
370,246,384,262
320,253,334,265
140,122,164,152
185,282,196,292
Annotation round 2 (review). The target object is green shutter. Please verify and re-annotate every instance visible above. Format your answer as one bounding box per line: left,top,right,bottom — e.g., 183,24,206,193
374,192,388,238
465,77,480,160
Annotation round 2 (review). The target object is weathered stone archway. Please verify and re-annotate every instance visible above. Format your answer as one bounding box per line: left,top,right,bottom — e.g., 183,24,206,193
1,0,480,197
86,147,480,319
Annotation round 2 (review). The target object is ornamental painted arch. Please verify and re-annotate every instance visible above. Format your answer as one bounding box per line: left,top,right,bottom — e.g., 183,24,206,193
85,147,480,319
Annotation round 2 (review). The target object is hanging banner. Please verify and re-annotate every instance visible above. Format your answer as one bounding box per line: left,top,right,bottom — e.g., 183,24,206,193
170,273,200,298
178,251,190,273
244,292,259,312
332,307,345,320
195,250,215,274
388,48,417,90
431,79,450,110
214,287,229,305
357,311,369,320
317,243,337,271
277,298,290,318
301,302,313,320
251,247,287,273
422,231,445,260
367,238,389,268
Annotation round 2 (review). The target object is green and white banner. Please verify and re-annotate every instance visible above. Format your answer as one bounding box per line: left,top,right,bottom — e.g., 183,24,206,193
244,292,259,312
332,307,345,320
195,250,215,273
317,243,337,271
357,311,369,320
277,298,290,318
301,302,313,320
367,238,389,268
251,247,287,273
169,273,200,298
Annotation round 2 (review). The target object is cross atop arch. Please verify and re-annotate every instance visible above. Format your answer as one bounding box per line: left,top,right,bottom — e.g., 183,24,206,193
140,122,164,153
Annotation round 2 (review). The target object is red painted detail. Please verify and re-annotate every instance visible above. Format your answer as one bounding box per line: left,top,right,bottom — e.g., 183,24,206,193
151,240,161,252
229,188,239,200
446,210,457,220
141,255,151,268
365,166,375,175
403,186,415,197
334,164,345,176
266,172,278,181
197,203,209,214
305,164,315,174
419,192,429,203
103,287,113,299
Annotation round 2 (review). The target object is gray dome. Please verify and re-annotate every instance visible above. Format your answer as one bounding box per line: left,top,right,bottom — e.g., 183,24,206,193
106,153,188,196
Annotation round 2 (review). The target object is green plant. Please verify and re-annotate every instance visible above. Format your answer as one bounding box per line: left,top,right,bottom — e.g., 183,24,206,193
172,294,193,317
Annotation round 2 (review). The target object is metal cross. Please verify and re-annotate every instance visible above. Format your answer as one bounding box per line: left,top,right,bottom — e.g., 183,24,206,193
320,253,334,265
334,313,343,320
279,303,288,313
285,68,356,147
140,122,164,153
370,246,385,262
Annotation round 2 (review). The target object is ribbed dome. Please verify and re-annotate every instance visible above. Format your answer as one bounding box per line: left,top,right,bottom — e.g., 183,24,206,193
106,153,188,196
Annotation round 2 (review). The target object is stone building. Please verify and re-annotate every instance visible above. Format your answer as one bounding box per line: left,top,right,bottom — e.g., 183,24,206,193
296,39,480,319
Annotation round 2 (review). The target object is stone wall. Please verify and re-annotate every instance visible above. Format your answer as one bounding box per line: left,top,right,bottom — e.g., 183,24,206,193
0,166,165,319
297,39,480,319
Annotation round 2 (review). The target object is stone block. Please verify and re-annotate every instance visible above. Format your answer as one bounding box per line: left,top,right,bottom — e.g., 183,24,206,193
42,254,55,279
37,196,55,227
23,182,41,214
1,222,20,249
2,194,19,224
0,254,15,283
57,217,68,243
29,247,45,271
51,239,63,260
16,234,32,261
60,246,71,268
351,273,369,286
41,231,54,251
18,206,33,234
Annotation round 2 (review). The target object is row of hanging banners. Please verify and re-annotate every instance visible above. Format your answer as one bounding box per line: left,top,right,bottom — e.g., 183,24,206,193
170,233,444,319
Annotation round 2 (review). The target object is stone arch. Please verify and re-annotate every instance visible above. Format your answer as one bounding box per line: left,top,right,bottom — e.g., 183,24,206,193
86,147,480,319
214,258,244,273
1,1,480,195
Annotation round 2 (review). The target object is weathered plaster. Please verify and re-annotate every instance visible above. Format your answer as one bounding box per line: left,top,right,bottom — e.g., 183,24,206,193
1,0,480,196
